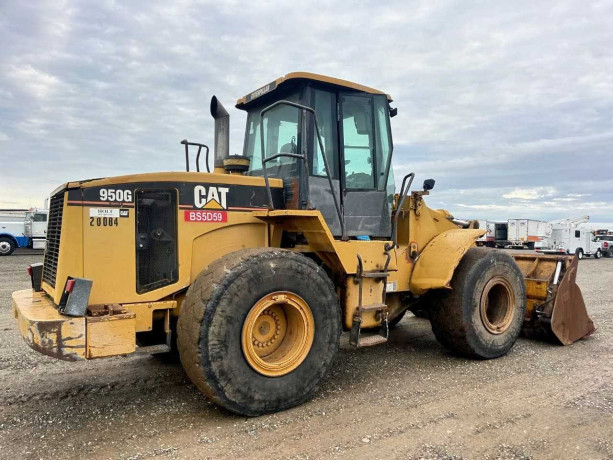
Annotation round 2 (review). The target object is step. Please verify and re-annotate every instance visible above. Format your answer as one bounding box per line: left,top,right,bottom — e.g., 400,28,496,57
360,303,388,312
357,334,388,347
361,272,390,278
135,344,172,355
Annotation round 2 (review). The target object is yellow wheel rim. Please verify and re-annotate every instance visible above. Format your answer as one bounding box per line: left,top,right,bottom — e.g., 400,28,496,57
480,276,516,335
241,291,315,377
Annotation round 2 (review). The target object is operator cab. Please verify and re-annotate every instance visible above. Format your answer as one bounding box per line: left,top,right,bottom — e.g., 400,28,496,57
236,72,396,239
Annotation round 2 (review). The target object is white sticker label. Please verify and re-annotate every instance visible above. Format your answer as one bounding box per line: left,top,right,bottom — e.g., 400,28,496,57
386,281,397,292
89,208,120,218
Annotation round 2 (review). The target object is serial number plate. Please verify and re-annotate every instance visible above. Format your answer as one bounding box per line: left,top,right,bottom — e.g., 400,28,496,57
184,210,227,223
89,208,120,218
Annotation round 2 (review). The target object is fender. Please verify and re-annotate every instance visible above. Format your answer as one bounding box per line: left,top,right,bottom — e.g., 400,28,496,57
409,228,484,295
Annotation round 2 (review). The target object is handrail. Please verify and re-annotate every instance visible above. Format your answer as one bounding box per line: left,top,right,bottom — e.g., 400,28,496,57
389,172,415,248
181,140,210,173
259,100,345,239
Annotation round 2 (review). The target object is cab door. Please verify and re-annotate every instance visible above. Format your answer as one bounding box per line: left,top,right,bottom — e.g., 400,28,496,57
339,93,393,238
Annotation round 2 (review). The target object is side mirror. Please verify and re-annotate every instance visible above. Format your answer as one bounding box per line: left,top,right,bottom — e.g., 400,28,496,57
423,179,435,191
389,107,398,117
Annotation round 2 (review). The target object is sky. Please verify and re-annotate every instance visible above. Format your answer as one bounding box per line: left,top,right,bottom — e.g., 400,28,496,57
1,0,612,226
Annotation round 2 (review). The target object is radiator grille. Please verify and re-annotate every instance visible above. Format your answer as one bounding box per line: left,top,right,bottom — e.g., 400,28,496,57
42,191,65,288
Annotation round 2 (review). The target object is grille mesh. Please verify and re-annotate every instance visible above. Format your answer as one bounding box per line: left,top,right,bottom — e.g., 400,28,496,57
42,191,65,288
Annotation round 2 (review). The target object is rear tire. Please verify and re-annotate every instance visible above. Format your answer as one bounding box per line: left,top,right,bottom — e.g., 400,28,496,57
576,248,584,259
0,237,16,256
430,248,526,359
177,248,341,416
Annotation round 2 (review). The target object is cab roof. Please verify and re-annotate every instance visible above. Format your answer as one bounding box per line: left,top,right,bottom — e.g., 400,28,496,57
235,72,391,109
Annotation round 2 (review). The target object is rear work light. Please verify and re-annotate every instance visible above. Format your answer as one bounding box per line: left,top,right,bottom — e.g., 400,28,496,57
65,279,76,293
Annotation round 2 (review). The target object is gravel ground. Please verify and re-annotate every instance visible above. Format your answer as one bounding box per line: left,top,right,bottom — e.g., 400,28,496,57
0,249,611,459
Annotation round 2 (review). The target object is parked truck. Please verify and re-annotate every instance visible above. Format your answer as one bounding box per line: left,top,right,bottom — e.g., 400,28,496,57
536,217,603,259
538,227,602,259
507,219,552,249
594,232,613,258
0,209,48,255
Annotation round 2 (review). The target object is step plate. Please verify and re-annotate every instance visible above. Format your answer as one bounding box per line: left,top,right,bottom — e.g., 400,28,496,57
358,334,388,347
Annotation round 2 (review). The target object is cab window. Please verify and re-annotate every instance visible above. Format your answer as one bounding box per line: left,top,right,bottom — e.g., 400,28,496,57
243,92,301,177
341,95,375,189
310,89,338,179
374,95,393,191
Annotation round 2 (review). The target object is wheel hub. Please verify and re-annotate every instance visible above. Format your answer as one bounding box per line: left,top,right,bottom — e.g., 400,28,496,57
479,276,515,335
0,241,11,254
242,292,314,377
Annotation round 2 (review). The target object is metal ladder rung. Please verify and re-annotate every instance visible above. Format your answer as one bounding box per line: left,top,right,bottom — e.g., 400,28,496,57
135,344,172,355
357,334,388,347
360,303,387,312
361,272,389,278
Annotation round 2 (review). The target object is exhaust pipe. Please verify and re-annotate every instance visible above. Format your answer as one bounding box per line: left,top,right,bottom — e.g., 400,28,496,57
210,96,229,173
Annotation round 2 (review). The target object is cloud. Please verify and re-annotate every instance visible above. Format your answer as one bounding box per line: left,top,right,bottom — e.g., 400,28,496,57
502,187,556,200
0,0,612,224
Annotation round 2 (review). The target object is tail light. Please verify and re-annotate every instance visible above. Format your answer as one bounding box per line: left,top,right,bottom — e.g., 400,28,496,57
604,242,609,249
65,279,76,293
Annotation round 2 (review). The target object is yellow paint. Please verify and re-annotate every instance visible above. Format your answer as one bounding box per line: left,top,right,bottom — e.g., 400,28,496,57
190,222,268,282
410,228,484,295
344,277,385,329
241,292,314,377
43,173,282,306
12,289,86,361
236,72,391,108
253,210,397,273
86,313,136,359
122,301,176,333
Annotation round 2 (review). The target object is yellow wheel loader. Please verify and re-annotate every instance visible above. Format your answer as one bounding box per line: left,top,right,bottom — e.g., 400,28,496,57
12,73,595,416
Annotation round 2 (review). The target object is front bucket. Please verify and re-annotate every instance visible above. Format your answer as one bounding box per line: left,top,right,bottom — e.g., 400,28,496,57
550,256,596,345
512,254,596,345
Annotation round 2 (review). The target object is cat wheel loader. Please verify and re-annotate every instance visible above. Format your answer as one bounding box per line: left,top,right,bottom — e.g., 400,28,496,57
12,73,595,416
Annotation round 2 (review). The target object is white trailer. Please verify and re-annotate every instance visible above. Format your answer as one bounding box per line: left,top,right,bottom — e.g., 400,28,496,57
507,219,552,249
476,220,495,246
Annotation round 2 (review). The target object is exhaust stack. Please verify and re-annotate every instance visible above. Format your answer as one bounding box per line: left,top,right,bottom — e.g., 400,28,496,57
210,96,229,173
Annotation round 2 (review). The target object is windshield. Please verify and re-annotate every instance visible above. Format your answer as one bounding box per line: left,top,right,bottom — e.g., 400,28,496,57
243,92,301,176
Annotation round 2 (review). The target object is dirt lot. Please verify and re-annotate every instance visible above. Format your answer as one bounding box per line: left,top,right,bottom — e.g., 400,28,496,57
0,250,611,459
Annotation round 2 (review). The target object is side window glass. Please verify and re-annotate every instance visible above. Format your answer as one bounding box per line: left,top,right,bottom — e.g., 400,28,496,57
245,92,300,176
374,96,393,191
311,89,337,178
341,95,374,189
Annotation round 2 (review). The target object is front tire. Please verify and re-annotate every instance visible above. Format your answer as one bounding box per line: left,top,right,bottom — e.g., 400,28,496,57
430,248,526,359
177,248,341,416
0,237,16,256
594,249,602,259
